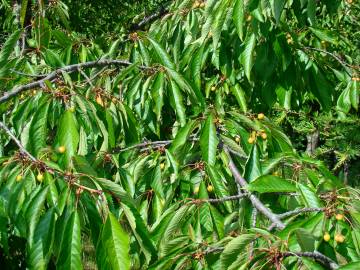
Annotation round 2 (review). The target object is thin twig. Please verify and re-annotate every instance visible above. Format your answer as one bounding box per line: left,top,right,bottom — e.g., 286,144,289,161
223,146,286,229
0,121,37,162
203,246,224,255
10,69,46,78
189,194,249,204
277,207,324,219
0,121,102,194
111,136,199,154
0,59,148,104
301,46,353,76
130,1,172,30
111,140,172,154
282,251,339,270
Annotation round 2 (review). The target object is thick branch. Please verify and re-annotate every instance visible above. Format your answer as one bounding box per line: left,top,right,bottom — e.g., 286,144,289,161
283,251,339,270
223,147,285,229
0,59,146,104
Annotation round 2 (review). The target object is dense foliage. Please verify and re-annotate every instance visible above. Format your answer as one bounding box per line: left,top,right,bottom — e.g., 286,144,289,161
0,0,359,269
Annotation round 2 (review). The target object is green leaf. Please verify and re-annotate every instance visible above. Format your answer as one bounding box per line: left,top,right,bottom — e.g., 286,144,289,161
338,262,360,270
231,84,247,112
207,165,232,212
233,0,245,41
28,208,56,270
148,36,176,69
0,30,21,67
170,120,197,154
169,80,186,127
57,211,83,270
307,0,316,25
310,65,333,111
25,186,49,248
27,102,49,157
298,183,323,208
151,72,165,121
166,67,205,109
247,175,296,193
119,103,140,144
295,228,315,252
244,144,262,182
44,49,65,67
272,0,285,24
310,28,338,45
121,202,157,263
200,114,219,166
241,33,256,82
220,234,256,269
55,110,80,168
96,212,130,270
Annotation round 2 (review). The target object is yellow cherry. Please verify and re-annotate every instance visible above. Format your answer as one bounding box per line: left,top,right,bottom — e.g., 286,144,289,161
36,173,44,182
207,185,214,192
58,146,66,153
323,233,331,242
334,234,345,243
194,186,200,194
235,136,240,143
16,175,23,181
160,163,165,170
257,113,265,120
335,213,344,221
261,132,267,140
248,137,255,144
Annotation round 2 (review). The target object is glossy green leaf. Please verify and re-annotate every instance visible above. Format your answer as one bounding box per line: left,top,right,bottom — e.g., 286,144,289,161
200,114,219,166
96,212,130,270
55,110,79,168
27,102,49,157
57,211,82,270
241,33,256,82
247,175,296,193
244,144,262,182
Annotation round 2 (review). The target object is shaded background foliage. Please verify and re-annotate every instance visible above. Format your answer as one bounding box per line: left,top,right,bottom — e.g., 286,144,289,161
0,0,360,269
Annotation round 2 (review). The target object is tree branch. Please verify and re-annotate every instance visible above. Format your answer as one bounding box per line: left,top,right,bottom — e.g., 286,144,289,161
277,207,324,219
223,147,286,229
130,1,172,31
301,46,352,76
0,120,101,194
282,251,339,270
111,140,172,154
0,59,147,104
189,193,249,205
0,121,37,162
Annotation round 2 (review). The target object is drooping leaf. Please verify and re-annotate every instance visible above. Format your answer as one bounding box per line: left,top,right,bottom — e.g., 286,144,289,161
200,114,219,166
27,102,50,157
241,33,256,82
244,144,262,182
169,80,186,127
220,234,256,269
57,211,83,270
0,30,21,67
55,110,79,168
96,212,130,270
